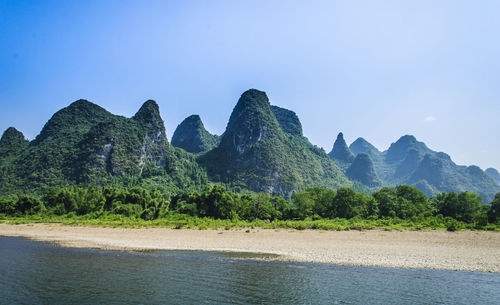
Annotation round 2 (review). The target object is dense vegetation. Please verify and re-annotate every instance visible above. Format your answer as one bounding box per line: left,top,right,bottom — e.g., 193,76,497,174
1,184,499,231
1,89,499,233
2,89,499,201
199,89,351,196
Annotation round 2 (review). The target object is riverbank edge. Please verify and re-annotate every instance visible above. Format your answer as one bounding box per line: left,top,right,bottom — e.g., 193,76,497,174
1,223,499,273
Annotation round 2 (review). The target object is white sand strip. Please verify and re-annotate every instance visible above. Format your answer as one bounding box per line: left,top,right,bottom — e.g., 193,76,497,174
1,224,499,272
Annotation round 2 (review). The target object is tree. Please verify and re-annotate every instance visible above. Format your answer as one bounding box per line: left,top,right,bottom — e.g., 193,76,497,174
373,187,398,218
488,193,500,223
292,191,315,219
394,185,433,219
16,196,46,215
456,191,482,223
434,191,483,223
331,188,371,219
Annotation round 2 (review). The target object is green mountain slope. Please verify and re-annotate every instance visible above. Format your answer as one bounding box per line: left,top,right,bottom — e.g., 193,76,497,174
199,89,351,196
1,89,497,201
0,99,208,193
270,105,303,137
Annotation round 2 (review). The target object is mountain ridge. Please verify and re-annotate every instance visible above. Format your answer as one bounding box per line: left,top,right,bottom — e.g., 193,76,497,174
341,134,499,201
1,89,498,201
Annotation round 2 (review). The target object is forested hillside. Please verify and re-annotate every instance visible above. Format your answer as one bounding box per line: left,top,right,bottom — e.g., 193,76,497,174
1,89,498,203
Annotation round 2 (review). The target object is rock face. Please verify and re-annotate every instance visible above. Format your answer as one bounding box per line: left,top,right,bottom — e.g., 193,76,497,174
486,168,500,185
171,115,219,154
346,153,381,187
77,100,171,178
133,100,168,145
18,100,115,186
200,89,350,196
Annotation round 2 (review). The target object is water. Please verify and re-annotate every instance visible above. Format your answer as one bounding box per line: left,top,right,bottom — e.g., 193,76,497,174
0,236,499,305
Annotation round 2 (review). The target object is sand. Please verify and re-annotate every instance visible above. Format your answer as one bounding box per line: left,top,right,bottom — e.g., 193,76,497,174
1,223,499,272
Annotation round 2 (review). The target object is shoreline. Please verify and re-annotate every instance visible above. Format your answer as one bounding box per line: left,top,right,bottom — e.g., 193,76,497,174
1,223,499,273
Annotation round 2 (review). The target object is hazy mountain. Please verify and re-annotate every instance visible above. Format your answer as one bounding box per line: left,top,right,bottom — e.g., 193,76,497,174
385,135,433,164
343,134,500,201
485,168,500,185
349,137,382,161
346,153,381,187
171,115,219,154
328,132,355,170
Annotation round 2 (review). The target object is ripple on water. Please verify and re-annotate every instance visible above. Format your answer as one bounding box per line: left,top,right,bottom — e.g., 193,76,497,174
0,236,499,305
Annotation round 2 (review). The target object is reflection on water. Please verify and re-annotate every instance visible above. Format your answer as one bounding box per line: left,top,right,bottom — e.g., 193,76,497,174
0,236,499,305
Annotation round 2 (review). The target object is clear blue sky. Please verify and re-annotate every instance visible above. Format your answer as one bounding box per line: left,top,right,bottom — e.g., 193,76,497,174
1,0,499,170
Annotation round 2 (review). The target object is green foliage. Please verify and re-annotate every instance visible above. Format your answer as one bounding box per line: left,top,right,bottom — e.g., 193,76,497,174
15,196,46,215
373,185,432,219
432,191,483,223
488,193,500,223
2,180,497,231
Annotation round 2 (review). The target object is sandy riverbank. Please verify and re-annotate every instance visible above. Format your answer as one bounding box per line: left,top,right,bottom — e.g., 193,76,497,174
1,223,499,272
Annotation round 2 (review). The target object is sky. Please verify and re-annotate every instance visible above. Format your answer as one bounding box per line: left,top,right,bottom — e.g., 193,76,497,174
1,0,499,170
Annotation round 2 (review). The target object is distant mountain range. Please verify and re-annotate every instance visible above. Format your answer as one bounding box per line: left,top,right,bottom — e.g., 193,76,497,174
330,132,500,201
1,89,499,201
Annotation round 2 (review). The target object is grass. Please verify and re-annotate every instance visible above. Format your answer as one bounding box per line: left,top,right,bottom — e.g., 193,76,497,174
1,213,499,232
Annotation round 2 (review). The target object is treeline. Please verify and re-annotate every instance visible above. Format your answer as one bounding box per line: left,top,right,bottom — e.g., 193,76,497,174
1,185,500,229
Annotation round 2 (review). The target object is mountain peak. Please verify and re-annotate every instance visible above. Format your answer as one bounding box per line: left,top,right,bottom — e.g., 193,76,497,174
68,99,97,109
219,88,279,156
171,115,219,153
0,127,28,148
241,88,269,104
386,134,431,163
34,99,112,143
200,89,350,196
133,100,161,123
329,132,355,164
485,168,500,185
271,105,303,136
399,135,417,143
132,100,167,146
349,137,381,159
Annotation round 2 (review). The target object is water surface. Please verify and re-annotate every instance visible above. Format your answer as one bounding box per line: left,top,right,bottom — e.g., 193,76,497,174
0,236,498,304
